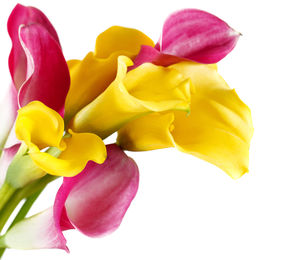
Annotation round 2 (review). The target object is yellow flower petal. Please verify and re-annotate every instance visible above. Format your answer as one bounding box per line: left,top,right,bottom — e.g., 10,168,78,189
15,101,107,177
117,112,175,150
29,130,106,177
69,56,191,139
15,101,65,151
65,53,119,123
94,26,154,58
65,26,154,123
117,62,253,179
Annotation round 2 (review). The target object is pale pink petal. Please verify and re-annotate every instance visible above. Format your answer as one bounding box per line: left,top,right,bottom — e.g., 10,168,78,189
17,24,70,116
4,122,20,149
3,207,68,251
0,86,18,150
7,4,60,90
56,144,139,237
157,9,240,63
0,143,21,187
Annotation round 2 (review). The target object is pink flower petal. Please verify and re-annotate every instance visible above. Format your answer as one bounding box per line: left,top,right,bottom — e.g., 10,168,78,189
157,9,240,63
7,4,60,90
0,143,21,187
3,207,68,251
3,144,139,250
56,144,139,237
17,24,70,116
131,45,187,70
7,4,69,116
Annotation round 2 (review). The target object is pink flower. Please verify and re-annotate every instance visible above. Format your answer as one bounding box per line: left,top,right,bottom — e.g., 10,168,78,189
0,4,70,150
2,144,139,251
132,9,240,69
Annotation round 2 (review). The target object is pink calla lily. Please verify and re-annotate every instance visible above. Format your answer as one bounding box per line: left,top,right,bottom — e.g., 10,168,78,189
133,9,240,68
7,4,61,90
16,23,70,114
0,4,70,151
7,4,70,115
2,144,139,250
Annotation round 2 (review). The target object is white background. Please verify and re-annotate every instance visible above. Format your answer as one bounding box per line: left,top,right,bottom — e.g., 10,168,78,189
1,0,300,259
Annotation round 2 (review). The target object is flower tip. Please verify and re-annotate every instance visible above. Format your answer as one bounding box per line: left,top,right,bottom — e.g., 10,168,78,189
63,245,70,253
118,55,134,67
230,167,250,180
230,27,242,37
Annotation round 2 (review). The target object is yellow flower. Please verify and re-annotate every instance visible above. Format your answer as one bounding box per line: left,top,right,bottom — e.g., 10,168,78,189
117,62,253,179
15,101,106,177
64,26,154,124
68,56,192,139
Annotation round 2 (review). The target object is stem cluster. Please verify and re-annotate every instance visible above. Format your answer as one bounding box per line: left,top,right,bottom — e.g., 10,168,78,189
0,175,59,258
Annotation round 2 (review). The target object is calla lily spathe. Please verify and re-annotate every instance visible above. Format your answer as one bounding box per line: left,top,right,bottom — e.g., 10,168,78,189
69,56,192,139
118,62,253,179
0,4,70,153
1,144,139,251
64,26,154,123
133,9,241,68
156,9,240,63
13,101,106,177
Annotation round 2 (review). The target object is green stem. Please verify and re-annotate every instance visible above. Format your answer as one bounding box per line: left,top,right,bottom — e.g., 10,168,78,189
0,191,22,235
9,189,43,229
0,189,43,257
0,184,16,212
0,175,59,258
0,236,4,248
0,247,5,258
0,175,58,233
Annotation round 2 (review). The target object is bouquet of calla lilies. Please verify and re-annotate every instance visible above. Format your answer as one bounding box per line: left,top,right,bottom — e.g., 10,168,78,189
0,4,253,258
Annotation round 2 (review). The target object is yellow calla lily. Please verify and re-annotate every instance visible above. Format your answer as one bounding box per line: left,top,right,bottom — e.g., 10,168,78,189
117,61,253,179
69,56,192,139
65,26,154,123
15,101,106,177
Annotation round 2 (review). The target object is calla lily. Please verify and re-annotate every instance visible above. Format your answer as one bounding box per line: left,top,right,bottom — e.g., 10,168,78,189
0,4,70,151
1,144,139,250
69,55,192,139
133,9,240,68
8,4,61,89
64,26,154,123
117,62,253,179
7,101,106,179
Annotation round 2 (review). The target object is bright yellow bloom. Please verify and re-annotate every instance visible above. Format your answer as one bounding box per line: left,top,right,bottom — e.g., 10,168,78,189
15,101,106,177
117,62,253,179
65,26,154,123
69,56,192,139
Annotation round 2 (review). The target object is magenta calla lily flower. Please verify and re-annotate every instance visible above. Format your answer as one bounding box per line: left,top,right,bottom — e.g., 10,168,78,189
0,4,70,151
7,4,70,115
3,144,139,250
7,4,61,90
16,23,69,115
133,9,240,68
